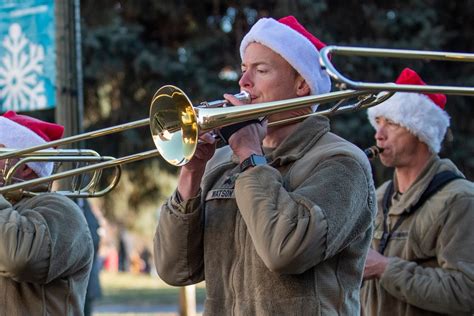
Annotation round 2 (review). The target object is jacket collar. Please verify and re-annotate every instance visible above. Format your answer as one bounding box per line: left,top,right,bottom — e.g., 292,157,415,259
389,155,463,215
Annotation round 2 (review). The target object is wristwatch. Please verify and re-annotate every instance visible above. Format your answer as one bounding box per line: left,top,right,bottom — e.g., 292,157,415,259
240,154,267,172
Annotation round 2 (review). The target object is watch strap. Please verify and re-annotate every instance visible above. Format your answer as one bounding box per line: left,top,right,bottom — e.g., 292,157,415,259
240,154,266,172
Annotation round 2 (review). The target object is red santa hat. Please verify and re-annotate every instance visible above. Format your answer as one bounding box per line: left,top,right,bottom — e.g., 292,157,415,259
367,68,450,154
0,111,64,177
240,16,331,100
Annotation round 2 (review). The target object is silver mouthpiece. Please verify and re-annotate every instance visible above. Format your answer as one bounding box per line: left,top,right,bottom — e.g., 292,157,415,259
198,91,251,108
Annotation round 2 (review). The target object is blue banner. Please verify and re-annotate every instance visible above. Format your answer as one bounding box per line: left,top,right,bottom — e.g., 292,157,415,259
0,0,55,113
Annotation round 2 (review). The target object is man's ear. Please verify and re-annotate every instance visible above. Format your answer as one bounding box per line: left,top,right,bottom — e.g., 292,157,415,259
295,75,311,97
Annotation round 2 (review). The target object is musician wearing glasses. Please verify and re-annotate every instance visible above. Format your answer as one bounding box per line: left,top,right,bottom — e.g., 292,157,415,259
361,68,474,315
154,16,376,315
0,111,93,315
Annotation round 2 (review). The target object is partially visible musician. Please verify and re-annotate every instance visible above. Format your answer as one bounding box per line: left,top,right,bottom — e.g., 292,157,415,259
154,15,376,315
361,68,474,315
0,111,93,315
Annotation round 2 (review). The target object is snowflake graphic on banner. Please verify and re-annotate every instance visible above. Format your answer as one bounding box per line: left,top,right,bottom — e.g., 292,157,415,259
0,23,47,111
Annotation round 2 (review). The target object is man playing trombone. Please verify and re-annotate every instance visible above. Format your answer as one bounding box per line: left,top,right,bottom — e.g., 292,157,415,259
0,111,93,315
154,16,376,315
361,68,474,315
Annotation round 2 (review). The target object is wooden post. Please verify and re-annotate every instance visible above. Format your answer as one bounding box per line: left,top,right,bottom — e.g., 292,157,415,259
179,285,197,316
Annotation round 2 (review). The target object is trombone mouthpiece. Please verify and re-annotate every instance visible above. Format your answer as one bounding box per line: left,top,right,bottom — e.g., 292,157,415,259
235,90,251,102
198,91,250,108
364,145,383,160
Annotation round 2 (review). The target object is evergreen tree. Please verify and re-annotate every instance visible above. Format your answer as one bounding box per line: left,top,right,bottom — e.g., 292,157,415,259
78,0,473,232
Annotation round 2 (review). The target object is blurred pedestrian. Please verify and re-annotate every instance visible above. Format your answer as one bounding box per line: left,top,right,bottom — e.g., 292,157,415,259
118,228,129,272
80,199,103,316
140,246,152,274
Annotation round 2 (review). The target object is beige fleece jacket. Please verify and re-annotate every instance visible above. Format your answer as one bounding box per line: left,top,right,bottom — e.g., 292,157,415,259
155,116,376,315
361,156,474,315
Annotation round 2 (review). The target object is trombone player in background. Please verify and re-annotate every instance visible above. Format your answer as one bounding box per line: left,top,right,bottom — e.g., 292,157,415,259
154,16,376,315
361,68,474,315
0,111,93,315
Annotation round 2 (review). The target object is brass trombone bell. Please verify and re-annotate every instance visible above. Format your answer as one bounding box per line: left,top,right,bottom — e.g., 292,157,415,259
148,86,251,166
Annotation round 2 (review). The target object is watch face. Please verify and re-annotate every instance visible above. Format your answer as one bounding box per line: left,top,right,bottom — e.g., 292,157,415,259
252,155,267,165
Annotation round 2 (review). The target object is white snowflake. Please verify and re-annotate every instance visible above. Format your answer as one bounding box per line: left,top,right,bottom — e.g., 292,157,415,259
0,23,47,111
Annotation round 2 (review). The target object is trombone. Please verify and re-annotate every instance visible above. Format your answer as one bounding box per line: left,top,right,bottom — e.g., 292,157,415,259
1,46,473,198
148,86,391,165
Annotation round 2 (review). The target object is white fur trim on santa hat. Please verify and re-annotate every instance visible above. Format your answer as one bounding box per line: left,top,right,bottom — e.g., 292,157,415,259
367,92,450,153
0,116,53,177
240,18,331,98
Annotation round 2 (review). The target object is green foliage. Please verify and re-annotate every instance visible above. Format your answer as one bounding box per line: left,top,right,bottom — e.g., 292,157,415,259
78,0,474,231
